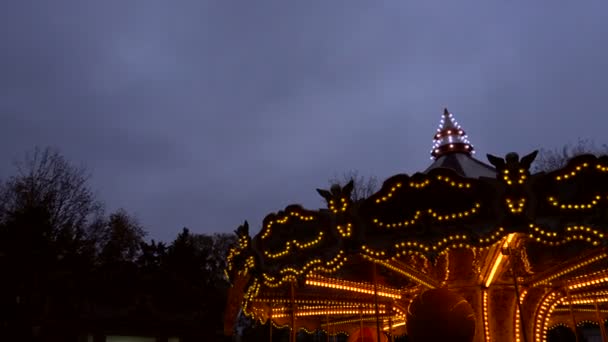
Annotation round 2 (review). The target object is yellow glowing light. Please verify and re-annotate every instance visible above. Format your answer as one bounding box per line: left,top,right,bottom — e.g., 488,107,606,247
305,276,401,299
483,290,491,342
485,233,516,288
383,321,406,331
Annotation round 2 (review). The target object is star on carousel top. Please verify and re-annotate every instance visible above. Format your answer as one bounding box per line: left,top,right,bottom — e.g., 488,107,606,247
430,108,474,160
425,108,495,178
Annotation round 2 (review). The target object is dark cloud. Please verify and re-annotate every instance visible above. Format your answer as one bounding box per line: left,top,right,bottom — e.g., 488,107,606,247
1,1,607,242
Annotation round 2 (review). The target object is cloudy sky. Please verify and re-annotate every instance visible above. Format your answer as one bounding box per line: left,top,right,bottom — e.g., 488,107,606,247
1,1,607,242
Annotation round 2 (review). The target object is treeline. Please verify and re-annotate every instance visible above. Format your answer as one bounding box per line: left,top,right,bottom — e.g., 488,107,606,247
0,147,235,341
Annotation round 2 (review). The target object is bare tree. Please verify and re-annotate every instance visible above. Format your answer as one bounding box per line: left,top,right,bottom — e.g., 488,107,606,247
0,147,102,236
534,139,608,172
328,169,379,202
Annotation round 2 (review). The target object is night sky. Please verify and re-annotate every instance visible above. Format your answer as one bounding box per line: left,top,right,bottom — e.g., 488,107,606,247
1,1,607,242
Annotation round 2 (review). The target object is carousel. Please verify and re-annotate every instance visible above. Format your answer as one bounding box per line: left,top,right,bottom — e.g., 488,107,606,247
224,109,608,342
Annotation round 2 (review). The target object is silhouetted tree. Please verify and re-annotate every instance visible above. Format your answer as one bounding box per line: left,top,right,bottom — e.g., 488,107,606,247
161,228,235,339
534,138,608,172
0,147,236,341
0,147,102,340
329,169,378,202
94,209,146,264
0,147,102,235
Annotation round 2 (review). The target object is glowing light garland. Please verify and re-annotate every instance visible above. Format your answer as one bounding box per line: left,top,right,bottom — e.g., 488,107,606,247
263,231,325,259
430,109,475,160
306,274,402,299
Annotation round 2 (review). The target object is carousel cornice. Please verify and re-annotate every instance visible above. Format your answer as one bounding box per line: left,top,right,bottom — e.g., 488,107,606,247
228,152,608,290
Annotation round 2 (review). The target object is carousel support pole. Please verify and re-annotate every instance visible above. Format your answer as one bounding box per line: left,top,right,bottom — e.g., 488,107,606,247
373,263,382,342
359,304,363,338
566,286,580,342
509,247,528,342
594,300,607,342
389,313,393,342
326,314,330,342
269,303,273,342
290,281,296,342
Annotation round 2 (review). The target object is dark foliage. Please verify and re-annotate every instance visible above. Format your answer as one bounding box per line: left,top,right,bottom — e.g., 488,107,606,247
0,147,236,341
534,138,608,172
328,170,378,202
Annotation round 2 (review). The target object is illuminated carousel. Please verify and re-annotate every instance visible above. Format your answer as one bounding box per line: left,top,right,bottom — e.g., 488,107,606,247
225,109,608,342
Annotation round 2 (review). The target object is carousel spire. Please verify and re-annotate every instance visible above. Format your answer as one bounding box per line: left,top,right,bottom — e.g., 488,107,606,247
430,108,475,160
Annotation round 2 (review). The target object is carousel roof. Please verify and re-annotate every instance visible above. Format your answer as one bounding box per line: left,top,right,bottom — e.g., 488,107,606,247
423,152,496,178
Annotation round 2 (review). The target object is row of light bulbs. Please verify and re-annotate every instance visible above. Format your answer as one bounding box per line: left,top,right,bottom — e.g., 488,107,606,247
527,224,602,246
554,307,608,314
308,273,403,296
272,308,387,319
264,231,325,259
226,234,250,273
441,250,450,286
321,316,379,327
561,297,608,305
554,162,608,181
366,256,437,289
436,175,472,188
270,303,384,313
548,195,603,210
531,252,607,286
375,175,472,205
527,232,601,247
479,227,506,244
547,323,570,332
535,291,559,342
569,290,608,299
255,298,384,307
514,290,528,342
530,224,603,239
576,320,602,327
305,276,401,299
262,211,316,239
483,290,491,342
362,245,386,257
543,299,562,341
567,225,604,237
555,162,589,180
373,203,480,229
434,128,465,140
409,179,430,188
375,182,403,203
261,251,347,287
396,234,470,253
569,276,608,290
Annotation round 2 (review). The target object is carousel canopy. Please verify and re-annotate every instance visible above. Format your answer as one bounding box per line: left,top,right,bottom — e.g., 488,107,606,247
225,108,608,342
